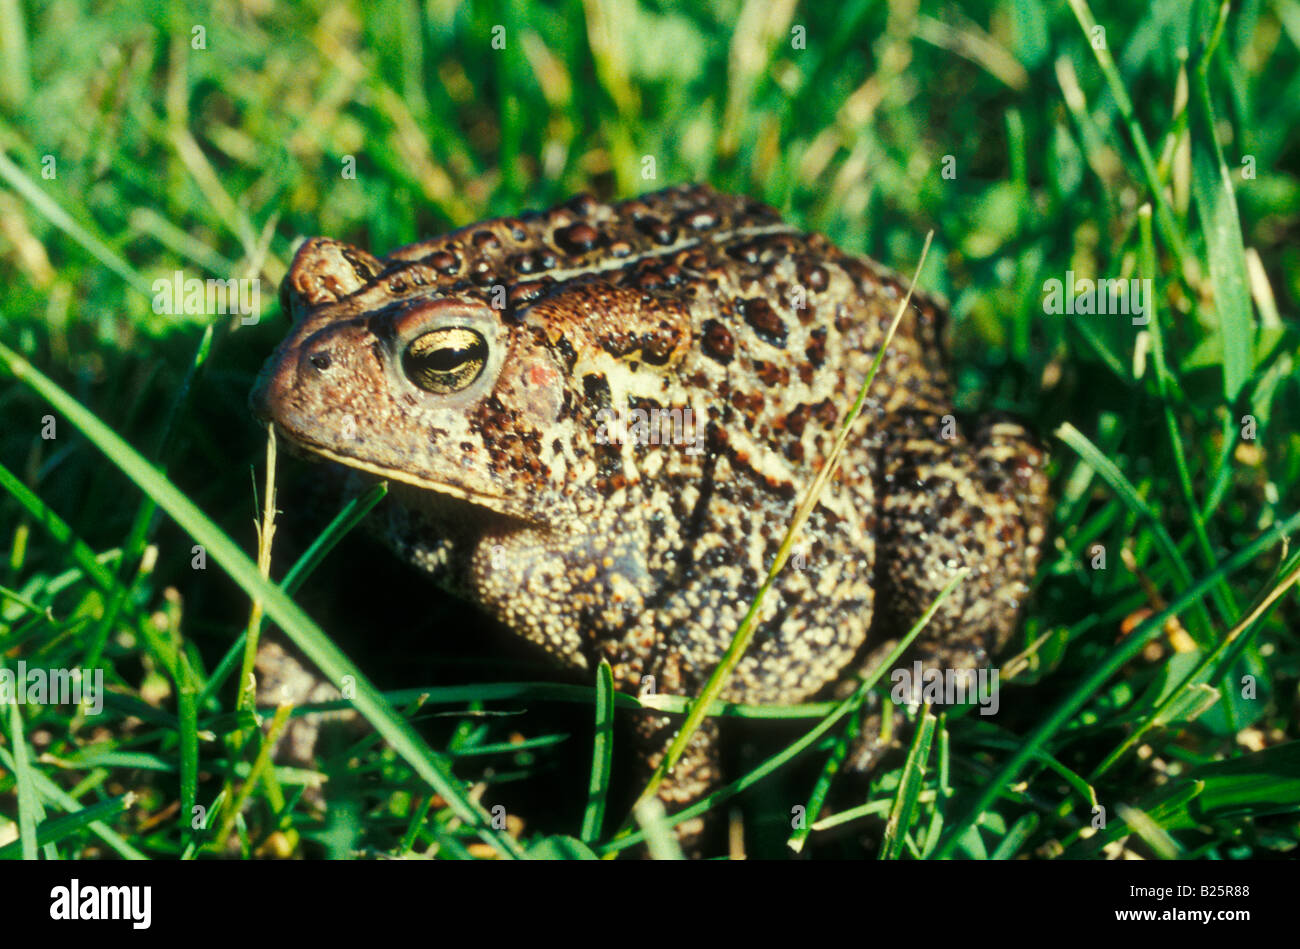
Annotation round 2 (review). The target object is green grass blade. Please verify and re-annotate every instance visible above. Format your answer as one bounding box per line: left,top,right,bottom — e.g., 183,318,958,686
178,677,199,840
1116,803,1181,859
787,698,863,853
634,797,685,861
1189,1,1255,401
197,482,389,708
0,793,135,860
0,460,124,598
3,684,40,859
581,660,615,845
280,482,389,596
880,705,937,860
989,813,1039,860
1138,204,1239,625
1188,741,1300,819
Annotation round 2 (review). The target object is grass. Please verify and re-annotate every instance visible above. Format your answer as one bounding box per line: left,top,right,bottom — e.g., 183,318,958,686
1,0,1299,860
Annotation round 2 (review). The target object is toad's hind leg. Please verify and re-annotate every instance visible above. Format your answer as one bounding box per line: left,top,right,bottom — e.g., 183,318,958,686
841,411,1048,775
875,410,1050,669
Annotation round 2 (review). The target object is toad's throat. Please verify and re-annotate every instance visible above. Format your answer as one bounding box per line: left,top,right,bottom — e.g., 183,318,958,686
270,424,536,524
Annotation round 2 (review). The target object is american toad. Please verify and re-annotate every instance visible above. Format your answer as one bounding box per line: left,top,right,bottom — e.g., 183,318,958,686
251,184,1049,847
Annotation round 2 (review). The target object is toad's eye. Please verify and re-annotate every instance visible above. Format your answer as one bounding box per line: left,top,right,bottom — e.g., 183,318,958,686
402,327,488,394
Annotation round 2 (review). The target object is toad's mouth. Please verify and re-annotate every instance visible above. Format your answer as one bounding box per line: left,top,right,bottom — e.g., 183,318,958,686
266,423,537,526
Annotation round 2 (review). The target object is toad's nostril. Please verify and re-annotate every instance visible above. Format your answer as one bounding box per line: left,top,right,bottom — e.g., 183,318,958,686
309,353,332,371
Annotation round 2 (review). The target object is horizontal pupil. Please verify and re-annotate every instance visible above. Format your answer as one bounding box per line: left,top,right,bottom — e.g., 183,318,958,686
425,347,475,371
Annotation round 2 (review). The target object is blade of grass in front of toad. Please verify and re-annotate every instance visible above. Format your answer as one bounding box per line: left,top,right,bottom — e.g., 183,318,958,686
0,339,526,861
581,659,615,845
196,480,389,709
611,231,935,844
880,704,937,860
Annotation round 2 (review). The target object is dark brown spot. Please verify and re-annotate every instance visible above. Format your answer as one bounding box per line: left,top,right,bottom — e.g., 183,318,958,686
506,280,547,319
555,222,600,255
799,263,829,292
598,326,637,358
426,250,461,275
741,298,787,347
834,302,854,333
701,320,735,364
753,359,788,387
635,267,666,291
341,247,380,283
640,326,680,365
805,327,828,367
583,373,612,409
633,215,677,246
729,389,764,419
472,229,501,251
783,404,811,437
726,242,761,264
